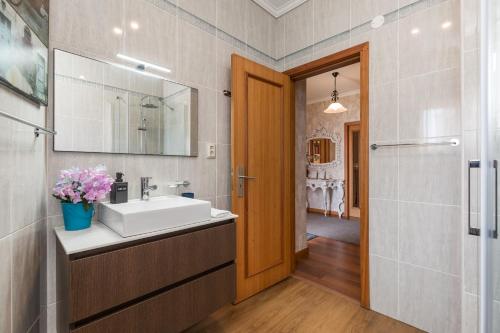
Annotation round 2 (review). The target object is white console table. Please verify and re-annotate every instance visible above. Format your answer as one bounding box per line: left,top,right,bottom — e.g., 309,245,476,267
306,178,345,218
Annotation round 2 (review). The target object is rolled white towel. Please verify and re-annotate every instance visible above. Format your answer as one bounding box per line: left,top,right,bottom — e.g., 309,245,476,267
211,208,231,218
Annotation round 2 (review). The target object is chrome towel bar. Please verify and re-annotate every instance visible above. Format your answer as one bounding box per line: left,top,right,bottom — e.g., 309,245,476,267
0,110,56,137
370,139,459,150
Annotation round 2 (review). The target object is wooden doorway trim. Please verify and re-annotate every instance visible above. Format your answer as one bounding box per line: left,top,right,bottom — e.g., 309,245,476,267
284,42,370,309
344,121,361,220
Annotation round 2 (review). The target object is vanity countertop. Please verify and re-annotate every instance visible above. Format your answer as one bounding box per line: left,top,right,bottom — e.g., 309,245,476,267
55,213,238,255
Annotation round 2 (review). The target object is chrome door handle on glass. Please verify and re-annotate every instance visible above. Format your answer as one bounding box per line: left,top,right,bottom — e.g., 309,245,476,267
237,166,256,197
468,159,499,238
493,160,498,239
468,160,481,236
140,177,158,201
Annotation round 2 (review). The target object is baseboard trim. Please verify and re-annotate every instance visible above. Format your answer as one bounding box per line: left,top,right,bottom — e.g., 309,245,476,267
295,247,309,261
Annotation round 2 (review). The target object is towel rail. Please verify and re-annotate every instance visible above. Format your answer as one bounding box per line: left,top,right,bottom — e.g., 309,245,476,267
370,139,459,150
0,110,56,137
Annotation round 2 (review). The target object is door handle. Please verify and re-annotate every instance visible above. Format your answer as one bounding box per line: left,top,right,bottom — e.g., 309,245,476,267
468,160,481,236
238,175,256,180
237,167,256,197
493,160,498,238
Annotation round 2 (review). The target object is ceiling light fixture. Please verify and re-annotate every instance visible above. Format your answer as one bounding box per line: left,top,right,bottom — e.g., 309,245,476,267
441,21,452,29
116,53,171,73
130,21,139,30
411,27,420,35
324,72,347,114
113,27,123,35
109,62,168,80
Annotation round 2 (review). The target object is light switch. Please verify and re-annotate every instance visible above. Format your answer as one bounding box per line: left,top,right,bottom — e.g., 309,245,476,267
207,143,216,159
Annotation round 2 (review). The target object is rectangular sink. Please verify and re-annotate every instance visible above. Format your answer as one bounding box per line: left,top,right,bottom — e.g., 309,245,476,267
98,196,212,237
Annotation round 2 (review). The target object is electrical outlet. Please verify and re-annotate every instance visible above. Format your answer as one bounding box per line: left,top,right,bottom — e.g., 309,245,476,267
207,143,216,158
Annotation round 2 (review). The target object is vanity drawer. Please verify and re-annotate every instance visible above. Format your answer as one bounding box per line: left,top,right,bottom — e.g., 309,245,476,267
68,222,235,322
71,264,235,333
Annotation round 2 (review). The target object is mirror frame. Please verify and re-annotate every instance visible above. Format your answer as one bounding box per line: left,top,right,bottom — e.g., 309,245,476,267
306,126,342,170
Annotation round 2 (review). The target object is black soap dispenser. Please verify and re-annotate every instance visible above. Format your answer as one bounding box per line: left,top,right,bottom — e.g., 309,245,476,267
111,172,128,204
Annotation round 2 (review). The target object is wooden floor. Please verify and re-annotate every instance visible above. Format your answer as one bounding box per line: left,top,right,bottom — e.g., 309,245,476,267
295,236,361,300
186,277,422,333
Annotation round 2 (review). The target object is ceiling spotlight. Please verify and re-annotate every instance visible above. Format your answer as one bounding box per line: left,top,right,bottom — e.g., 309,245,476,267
441,21,452,29
130,21,139,30
113,27,123,35
411,27,420,35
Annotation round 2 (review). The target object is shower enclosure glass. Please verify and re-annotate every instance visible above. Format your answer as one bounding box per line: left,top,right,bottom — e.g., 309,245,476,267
479,0,500,330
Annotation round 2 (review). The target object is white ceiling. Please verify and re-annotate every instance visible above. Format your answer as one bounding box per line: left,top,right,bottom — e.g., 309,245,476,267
306,62,360,104
252,0,308,17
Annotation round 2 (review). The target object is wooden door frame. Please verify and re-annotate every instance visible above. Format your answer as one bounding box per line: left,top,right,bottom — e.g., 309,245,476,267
344,121,361,220
284,42,370,308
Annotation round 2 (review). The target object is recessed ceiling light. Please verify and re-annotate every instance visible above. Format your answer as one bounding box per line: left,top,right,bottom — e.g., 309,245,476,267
411,27,420,35
79,75,85,79
113,27,123,35
116,53,172,73
371,15,385,29
441,21,452,29
130,21,139,30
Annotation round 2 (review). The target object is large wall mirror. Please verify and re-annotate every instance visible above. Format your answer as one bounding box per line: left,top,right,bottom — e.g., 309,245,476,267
306,127,341,169
53,49,198,156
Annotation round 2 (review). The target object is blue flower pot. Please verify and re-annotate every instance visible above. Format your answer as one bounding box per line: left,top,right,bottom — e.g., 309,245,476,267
61,202,94,231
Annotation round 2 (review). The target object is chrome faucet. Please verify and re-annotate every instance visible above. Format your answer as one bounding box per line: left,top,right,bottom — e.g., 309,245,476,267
140,177,158,200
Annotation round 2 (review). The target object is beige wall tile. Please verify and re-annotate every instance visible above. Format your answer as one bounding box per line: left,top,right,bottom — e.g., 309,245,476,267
217,0,247,42
216,144,231,197
247,1,276,57
370,255,398,318
313,0,350,44
178,0,216,26
399,263,461,333
399,144,461,205
399,201,461,275
12,222,41,333
178,20,216,88
284,1,313,55
399,69,461,140
350,0,398,28
399,0,460,79
0,235,11,333
369,199,397,259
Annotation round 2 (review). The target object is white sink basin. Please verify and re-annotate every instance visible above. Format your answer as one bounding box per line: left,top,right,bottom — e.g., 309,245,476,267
98,196,212,237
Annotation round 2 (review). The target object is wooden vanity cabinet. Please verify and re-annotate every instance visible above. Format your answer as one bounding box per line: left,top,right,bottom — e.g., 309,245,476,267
57,220,236,333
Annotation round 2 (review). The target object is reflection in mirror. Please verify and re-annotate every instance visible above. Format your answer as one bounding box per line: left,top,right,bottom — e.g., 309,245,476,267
307,138,336,164
53,49,198,156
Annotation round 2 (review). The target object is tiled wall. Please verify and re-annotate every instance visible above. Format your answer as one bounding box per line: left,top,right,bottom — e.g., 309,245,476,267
43,0,278,331
0,84,46,332
278,0,462,332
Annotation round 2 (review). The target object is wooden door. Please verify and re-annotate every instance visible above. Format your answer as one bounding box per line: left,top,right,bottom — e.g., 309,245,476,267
346,122,361,219
231,54,293,302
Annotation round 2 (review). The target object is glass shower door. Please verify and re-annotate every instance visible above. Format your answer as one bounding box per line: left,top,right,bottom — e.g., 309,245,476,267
480,0,500,330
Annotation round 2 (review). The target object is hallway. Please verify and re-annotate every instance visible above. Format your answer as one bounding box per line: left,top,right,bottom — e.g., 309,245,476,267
295,237,360,300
